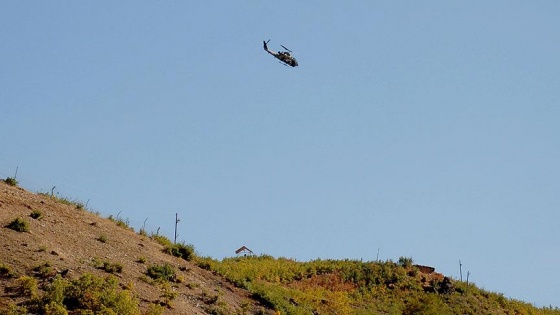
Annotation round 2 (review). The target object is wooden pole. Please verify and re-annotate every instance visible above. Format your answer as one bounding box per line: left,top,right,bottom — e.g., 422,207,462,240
174,213,180,244
466,271,471,295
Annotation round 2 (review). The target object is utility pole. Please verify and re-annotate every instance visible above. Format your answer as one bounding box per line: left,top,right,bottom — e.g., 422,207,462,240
174,213,180,244
466,271,471,295
459,260,463,282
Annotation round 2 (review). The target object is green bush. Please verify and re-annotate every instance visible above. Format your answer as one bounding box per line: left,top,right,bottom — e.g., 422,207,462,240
43,302,68,315
151,234,172,247
108,215,132,230
403,294,452,315
17,276,39,298
38,192,86,210
30,210,43,219
99,261,123,274
0,262,17,278
33,262,56,279
147,263,176,282
44,275,67,305
4,177,18,186
0,302,27,315
166,242,196,261
158,282,179,307
145,303,165,315
7,218,29,232
398,256,414,268
44,273,140,314
151,234,196,261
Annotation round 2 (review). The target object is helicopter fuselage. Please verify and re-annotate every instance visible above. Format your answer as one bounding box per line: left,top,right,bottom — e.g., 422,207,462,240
263,41,298,67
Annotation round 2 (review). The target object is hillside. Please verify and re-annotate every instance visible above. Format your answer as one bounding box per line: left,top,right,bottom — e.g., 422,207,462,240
0,180,273,314
2,179,559,315
197,256,560,315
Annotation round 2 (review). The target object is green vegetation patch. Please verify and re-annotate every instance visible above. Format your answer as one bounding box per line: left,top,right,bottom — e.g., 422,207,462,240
16,276,39,298
108,214,133,230
197,256,560,315
98,261,124,274
30,210,43,219
0,262,17,278
10,273,141,314
151,234,196,261
33,262,57,279
4,177,18,186
147,263,176,282
97,234,108,243
151,234,173,247
166,242,196,261
38,192,85,210
7,217,29,232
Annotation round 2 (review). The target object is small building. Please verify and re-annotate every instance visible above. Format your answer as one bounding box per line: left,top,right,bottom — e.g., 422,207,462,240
235,246,254,257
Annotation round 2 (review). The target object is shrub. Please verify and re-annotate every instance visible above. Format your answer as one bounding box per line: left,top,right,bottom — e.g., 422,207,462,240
145,303,165,315
34,262,56,279
56,273,140,314
403,294,451,315
158,282,178,307
7,218,29,232
39,192,85,210
30,210,43,219
6,273,141,314
0,302,27,315
99,261,123,274
44,275,67,305
0,262,16,278
150,234,196,261
4,177,18,186
17,276,39,298
398,256,414,268
108,215,132,230
43,302,68,315
166,242,196,261
186,282,200,289
97,235,108,243
147,263,176,282
151,234,172,247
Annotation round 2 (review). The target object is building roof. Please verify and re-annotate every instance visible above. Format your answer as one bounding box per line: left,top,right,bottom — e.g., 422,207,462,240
235,246,253,255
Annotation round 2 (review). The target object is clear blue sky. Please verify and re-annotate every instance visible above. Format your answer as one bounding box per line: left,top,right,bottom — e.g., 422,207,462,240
2,1,559,308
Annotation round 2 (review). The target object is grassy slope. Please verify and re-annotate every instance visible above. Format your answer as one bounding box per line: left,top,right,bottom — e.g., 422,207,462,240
198,255,560,315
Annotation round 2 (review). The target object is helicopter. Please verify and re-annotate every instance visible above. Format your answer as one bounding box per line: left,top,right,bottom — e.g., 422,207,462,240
263,40,298,67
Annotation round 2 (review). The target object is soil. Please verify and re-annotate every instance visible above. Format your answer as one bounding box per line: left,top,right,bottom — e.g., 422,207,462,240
0,181,273,314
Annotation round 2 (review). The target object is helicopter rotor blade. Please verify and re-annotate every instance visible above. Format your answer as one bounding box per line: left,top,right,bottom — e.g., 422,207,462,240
280,45,292,52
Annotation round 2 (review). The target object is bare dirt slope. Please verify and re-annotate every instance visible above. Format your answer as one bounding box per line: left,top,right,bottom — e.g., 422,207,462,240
0,181,271,314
